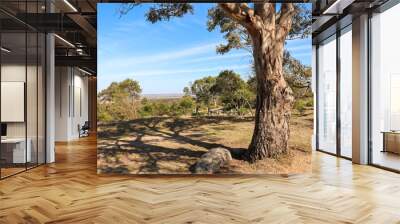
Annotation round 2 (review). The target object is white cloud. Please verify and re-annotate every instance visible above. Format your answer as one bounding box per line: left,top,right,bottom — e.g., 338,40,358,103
105,64,250,78
100,42,219,69
291,52,312,57
285,44,311,52
179,52,251,64
98,63,251,91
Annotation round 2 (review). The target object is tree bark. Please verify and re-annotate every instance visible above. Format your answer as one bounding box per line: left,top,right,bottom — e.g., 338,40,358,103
246,30,294,163
218,2,296,162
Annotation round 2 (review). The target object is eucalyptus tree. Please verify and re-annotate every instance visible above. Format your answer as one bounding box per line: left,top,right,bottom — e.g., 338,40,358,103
213,70,254,115
120,3,311,162
190,76,217,115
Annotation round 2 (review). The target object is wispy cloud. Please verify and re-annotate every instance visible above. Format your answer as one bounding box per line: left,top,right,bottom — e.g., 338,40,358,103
130,64,250,77
98,63,250,90
100,42,220,69
285,44,311,52
179,52,251,65
100,64,250,80
113,20,148,33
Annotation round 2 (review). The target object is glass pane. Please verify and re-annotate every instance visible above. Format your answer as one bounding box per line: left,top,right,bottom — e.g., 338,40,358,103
340,28,352,158
317,36,337,154
26,0,38,169
38,32,45,165
27,31,38,169
1,31,27,177
371,3,400,171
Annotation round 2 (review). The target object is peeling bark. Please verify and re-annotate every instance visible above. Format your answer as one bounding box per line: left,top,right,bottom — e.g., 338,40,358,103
218,3,295,162
245,28,294,162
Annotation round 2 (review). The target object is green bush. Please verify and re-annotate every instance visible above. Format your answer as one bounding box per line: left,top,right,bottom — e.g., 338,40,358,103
304,97,313,107
294,100,306,115
139,103,155,117
179,96,195,115
154,102,170,116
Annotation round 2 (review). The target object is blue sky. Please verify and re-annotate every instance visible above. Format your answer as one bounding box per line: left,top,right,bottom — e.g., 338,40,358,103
98,3,311,94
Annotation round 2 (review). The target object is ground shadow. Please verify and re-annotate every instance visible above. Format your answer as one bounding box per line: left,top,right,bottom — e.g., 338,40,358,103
98,116,249,174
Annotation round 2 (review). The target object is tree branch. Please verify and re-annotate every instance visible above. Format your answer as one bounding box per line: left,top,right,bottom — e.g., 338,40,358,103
218,3,256,31
276,3,296,42
254,3,275,25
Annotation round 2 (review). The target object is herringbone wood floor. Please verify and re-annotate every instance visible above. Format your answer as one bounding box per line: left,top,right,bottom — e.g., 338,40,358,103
1,136,400,224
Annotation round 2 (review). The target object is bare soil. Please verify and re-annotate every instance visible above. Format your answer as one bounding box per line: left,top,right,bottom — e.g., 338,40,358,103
97,109,313,174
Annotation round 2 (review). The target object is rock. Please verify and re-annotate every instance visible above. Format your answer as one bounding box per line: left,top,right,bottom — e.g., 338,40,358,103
194,147,232,174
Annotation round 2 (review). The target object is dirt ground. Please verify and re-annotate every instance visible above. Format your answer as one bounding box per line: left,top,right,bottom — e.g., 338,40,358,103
97,110,313,174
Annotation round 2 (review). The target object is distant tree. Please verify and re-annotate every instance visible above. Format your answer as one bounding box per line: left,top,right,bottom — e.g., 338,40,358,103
97,102,113,122
179,96,195,115
119,79,142,103
213,70,254,115
247,75,257,95
183,86,191,96
98,78,142,121
139,98,154,117
155,102,170,116
120,3,311,162
190,76,216,115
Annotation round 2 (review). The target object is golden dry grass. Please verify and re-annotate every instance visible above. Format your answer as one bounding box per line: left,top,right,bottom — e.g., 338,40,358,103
97,110,313,174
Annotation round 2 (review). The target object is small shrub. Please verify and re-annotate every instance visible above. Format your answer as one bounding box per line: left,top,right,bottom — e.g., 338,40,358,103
294,100,306,115
304,97,313,107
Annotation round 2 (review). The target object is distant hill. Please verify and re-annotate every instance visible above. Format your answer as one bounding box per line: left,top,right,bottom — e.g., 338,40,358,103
141,93,184,100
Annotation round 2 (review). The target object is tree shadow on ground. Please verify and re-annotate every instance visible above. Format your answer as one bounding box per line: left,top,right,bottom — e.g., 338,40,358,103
97,116,250,174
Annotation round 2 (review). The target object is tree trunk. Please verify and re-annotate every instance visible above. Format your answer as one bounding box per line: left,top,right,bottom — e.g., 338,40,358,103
247,31,294,163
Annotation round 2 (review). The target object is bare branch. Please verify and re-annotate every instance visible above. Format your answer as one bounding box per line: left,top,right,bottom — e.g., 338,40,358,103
276,3,296,42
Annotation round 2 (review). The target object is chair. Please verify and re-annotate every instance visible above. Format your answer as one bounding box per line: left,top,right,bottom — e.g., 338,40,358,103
79,121,90,138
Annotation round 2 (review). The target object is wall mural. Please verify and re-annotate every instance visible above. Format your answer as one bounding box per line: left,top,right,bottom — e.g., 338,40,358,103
97,2,313,174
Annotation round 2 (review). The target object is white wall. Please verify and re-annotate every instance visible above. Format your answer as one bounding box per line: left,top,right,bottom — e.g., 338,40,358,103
55,67,89,141
1,62,46,164
55,66,70,141
1,65,37,138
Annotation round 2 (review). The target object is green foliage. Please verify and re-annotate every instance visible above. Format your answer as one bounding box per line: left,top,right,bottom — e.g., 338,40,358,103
155,102,170,116
138,102,154,117
247,75,257,94
294,97,313,115
213,70,255,114
182,70,255,116
120,3,194,23
294,100,306,115
304,97,313,107
179,96,195,115
183,87,191,96
97,79,142,122
283,51,312,98
189,76,217,114
97,102,113,122
138,96,195,118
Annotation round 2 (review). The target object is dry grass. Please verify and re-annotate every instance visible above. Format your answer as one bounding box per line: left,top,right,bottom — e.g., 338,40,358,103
97,110,313,174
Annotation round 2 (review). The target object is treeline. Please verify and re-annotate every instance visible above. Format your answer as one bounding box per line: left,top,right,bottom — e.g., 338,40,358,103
98,54,312,122
98,70,255,122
